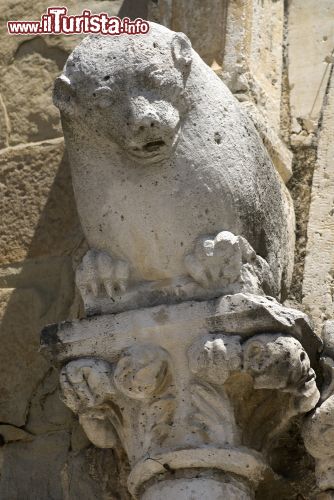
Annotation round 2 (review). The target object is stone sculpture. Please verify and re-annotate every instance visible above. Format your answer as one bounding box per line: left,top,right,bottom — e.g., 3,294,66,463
53,22,294,315
41,21,325,500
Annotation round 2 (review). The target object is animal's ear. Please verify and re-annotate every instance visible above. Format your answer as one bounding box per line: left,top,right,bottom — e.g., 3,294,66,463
171,33,192,70
53,75,76,116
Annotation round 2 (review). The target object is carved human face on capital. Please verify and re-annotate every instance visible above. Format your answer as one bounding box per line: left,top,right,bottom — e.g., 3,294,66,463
53,31,193,164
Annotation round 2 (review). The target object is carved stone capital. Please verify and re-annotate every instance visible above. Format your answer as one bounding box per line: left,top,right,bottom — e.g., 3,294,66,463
42,294,320,498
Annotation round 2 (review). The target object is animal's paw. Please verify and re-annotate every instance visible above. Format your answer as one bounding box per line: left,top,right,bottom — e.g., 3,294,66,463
76,249,130,299
184,231,257,289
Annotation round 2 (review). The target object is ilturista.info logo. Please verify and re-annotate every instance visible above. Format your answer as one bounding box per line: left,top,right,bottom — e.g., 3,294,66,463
7,7,150,35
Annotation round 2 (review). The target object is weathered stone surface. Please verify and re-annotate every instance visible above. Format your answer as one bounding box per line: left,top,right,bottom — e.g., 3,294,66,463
0,256,75,316
2,1,333,497
55,22,295,304
0,1,145,498
0,256,75,427
0,0,125,147
0,432,70,500
288,0,334,126
222,0,284,134
241,101,293,184
0,425,33,444
26,367,73,436
302,322,334,495
0,93,10,149
302,71,334,332
61,445,131,500
0,431,128,499
141,475,253,500
0,288,49,426
75,232,277,315
243,334,317,399
42,293,321,364
42,293,320,497
0,0,122,67
0,140,82,264
150,1,293,185
0,54,62,145
148,0,227,66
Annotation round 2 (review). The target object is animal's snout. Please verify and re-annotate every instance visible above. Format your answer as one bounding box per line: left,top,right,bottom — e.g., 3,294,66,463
128,97,163,135
124,95,181,161
131,109,161,134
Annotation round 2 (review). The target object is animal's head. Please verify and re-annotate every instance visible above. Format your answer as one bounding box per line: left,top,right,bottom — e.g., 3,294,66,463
54,23,193,164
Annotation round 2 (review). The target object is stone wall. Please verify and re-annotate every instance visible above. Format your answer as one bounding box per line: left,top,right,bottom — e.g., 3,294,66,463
286,0,334,331
1,0,334,498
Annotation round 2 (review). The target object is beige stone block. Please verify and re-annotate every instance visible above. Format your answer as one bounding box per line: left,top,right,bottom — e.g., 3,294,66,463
289,0,334,122
0,140,82,265
0,54,62,145
0,256,75,427
222,0,284,133
148,0,227,66
0,432,70,500
0,94,10,149
302,73,334,332
0,1,123,146
25,367,73,436
0,288,49,426
0,425,33,444
0,0,79,66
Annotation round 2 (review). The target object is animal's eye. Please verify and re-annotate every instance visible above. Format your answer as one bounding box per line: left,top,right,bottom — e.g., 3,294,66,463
148,69,165,86
149,70,175,89
92,85,119,108
146,71,182,94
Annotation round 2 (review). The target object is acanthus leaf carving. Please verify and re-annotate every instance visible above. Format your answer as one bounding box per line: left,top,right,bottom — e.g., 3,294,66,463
190,382,239,446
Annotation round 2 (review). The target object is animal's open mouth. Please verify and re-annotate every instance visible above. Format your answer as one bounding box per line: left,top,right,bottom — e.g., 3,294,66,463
127,139,169,162
142,140,166,153
126,130,180,163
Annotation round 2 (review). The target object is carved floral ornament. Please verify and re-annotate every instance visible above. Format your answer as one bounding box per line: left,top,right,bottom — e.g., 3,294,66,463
42,293,322,498
60,332,319,454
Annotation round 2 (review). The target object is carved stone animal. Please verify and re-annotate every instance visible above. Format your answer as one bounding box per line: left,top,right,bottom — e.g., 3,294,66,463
54,22,294,305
